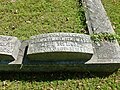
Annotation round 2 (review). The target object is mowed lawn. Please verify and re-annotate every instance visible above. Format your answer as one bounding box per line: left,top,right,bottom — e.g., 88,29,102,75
0,0,86,40
0,0,120,90
0,71,120,90
102,0,120,43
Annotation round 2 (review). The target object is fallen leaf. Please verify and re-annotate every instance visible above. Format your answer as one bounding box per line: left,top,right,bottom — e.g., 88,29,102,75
115,80,120,83
10,0,16,3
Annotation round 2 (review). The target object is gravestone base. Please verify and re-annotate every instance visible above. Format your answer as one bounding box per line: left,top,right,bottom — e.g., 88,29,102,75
22,64,119,72
1,63,119,72
0,64,21,72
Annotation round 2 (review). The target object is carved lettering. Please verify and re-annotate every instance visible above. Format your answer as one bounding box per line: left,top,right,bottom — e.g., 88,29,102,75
0,47,13,53
28,33,93,54
27,33,94,61
0,36,12,41
0,35,21,61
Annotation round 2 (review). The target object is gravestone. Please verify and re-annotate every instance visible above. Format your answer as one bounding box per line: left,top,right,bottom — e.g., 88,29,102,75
82,0,114,34
0,35,21,61
0,0,119,72
83,0,120,64
27,33,93,61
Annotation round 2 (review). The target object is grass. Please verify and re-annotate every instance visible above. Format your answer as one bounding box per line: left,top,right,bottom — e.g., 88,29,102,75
102,0,120,42
0,0,86,40
102,0,120,34
0,71,120,90
0,0,120,90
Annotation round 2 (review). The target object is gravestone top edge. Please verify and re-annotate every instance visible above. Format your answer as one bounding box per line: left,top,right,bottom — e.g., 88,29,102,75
28,33,93,53
30,33,90,39
0,35,18,41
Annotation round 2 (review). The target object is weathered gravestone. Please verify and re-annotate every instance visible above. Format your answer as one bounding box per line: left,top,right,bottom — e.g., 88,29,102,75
83,0,120,64
27,33,93,61
82,0,114,34
0,0,119,72
0,35,21,62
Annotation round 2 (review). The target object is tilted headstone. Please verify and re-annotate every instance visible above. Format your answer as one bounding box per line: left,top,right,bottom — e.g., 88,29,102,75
0,35,21,61
27,33,93,61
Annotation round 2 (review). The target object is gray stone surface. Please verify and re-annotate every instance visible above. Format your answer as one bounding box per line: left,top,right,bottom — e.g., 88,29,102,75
82,0,114,34
0,35,21,61
86,41,120,64
27,33,93,61
9,40,28,64
0,0,119,72
82,0,120,64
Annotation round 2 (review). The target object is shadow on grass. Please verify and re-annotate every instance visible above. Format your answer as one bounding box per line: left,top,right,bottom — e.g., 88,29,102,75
0,70,119,82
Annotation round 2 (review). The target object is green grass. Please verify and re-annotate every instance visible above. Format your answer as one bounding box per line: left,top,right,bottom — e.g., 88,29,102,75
0,0,120,90
102,0,120,42
0,0,86,40
0,71,120,90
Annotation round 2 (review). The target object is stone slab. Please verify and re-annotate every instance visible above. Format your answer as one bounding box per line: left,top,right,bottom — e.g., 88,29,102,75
86,41,120,64
82,0,114,34
0,35,21,61
27,33,93,61
82,0,120,64
0,0,120,72
9,40,28,64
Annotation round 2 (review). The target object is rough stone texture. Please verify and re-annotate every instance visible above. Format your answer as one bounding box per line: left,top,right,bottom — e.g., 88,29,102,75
9,40,29,64
27,33,93,61
86,41,120,64
83,0,120,64
0,35,21,61
95,41,120,60
0,0,120,72
82,0,114,34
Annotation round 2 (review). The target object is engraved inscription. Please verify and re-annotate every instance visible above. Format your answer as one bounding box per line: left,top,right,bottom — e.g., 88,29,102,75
0,39,15,54
27,33,93,61
28,33,93,54
29,41,89,53
30,33,91,43
0,35,21,61
0,36,13,41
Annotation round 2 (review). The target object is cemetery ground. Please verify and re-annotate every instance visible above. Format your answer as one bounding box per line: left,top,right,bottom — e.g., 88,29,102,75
0,0,87,40
0,0,120,89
